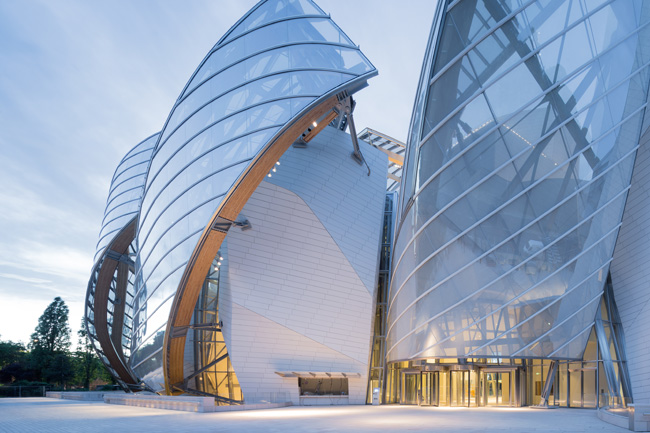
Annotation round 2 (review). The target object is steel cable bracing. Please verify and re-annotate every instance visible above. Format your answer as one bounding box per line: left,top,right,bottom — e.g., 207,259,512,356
389,0,650,361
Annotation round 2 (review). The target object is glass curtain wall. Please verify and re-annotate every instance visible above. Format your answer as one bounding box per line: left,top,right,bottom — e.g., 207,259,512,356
367,192,397,403
389,0,650,365
186,252,243,404
128,0,377,392
384,276,630,407
86,133,157,389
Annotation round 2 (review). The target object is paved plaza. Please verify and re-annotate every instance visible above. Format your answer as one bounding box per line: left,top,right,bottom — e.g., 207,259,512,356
0,398,629,433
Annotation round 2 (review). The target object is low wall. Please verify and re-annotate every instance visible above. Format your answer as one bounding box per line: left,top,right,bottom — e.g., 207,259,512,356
299,395,350,406
46,391,122,401
597,407,629,429
629,404,650,432
598,404,650,432
103,394,291,413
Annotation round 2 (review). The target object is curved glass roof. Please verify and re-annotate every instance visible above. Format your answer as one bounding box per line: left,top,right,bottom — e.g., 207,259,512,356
389,0,650,362
129,0,377,390
94,133,158,262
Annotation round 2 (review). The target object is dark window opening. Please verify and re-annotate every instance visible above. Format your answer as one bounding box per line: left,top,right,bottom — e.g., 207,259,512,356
299,378,348,396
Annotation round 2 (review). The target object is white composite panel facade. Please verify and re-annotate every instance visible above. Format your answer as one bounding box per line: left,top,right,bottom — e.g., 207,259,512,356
388,0,650,362
219,127,387,405
610,126,650,403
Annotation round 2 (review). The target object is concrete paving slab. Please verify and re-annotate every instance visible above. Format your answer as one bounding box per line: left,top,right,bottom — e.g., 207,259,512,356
0,398,629,433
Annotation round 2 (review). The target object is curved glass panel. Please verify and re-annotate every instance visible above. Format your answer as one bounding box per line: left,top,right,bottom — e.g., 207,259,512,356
131,0,377,392
94,134,158,261
389,0,650,362
85,133,158,389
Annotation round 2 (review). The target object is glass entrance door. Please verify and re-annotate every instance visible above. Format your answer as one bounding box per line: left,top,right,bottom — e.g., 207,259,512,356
484,372,514,406
449,370,478,406
401,373,420,405
451,371,467,406
421,372,438,406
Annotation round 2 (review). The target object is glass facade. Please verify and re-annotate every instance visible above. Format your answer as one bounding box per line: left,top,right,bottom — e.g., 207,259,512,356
86,0,377,395
85,133,158,390
184,251,243,404
389,0,650,365
94,134,158,262
384,292,628,408
366,192,397,404
86,0,648,411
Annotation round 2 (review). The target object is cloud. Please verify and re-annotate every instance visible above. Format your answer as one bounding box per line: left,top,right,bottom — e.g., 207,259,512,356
0,273,51,285
0,0,435,345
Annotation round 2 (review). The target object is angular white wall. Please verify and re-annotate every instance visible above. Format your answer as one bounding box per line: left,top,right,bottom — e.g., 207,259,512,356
219,126,387,405
611,128,650,403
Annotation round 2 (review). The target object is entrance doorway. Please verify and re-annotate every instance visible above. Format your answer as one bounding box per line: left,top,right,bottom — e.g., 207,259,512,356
397,367,520,407
400,372,420,405
483,371,515,406
450,370,478,406
400,371,441,405
421,371,438,406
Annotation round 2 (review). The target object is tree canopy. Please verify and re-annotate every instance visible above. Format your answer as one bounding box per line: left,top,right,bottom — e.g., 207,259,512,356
0,300,113,390
30,296,71,354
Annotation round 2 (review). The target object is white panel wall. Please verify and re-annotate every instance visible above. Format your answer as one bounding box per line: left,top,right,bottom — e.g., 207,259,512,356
219,127,387,405
267,126,388,293
611,128,650,403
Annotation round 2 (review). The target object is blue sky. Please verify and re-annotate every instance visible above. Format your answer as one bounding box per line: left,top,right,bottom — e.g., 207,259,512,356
0,0,433,344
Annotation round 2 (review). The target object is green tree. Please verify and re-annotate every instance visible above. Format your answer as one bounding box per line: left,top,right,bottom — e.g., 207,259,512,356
28,297,71,383
0,338,34,384
0,339,26,369
30,297,71,353
75,318,101,389
44,353,75,388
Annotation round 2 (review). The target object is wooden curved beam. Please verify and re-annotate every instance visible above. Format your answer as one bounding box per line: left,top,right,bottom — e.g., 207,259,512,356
162,95,339,394
91,218,138,386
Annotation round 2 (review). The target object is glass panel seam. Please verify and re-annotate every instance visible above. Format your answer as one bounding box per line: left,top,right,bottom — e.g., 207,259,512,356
103,185,145,215
131,292,177,350
161,68,353,150
138,159,249,246
137,194,225,270
133,229,200,300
